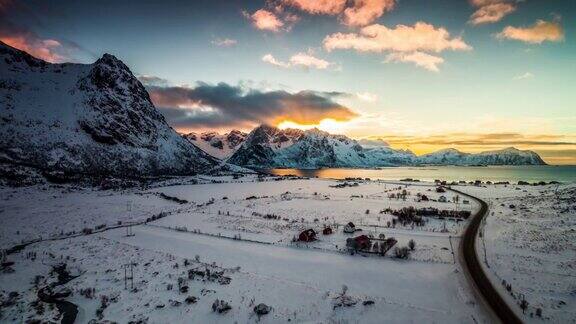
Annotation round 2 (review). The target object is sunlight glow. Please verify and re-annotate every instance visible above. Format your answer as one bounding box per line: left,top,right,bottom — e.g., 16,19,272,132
277,118,347,134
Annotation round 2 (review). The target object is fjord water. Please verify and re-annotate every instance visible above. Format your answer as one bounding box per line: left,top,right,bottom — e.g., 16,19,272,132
265,165,576,183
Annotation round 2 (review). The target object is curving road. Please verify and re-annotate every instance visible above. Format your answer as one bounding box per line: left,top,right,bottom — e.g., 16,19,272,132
450,187,523,324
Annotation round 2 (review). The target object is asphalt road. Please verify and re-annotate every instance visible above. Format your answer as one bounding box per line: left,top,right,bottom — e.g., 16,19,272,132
451,187,523,324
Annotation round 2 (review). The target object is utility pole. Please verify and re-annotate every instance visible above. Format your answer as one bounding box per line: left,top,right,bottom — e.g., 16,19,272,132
482,216,489,268
124,263,135,290
448,235,456,264
125,225,135,237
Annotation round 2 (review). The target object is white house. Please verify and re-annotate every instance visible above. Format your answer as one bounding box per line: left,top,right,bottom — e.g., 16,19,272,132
343,222,356,233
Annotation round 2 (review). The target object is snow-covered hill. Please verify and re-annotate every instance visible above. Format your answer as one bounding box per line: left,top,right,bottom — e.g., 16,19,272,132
418,148,471,165
0,41,217,179
419,147,546,166
225,125,546,168
183,130,247,159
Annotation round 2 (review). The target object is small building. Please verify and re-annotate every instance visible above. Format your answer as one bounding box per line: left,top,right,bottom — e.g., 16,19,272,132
438,196,447,203
436,187,446,193
322,227,333,235
298,229,317,242
343,222,356,234
346,235,372,251
420,195,429,201
354,235,371,250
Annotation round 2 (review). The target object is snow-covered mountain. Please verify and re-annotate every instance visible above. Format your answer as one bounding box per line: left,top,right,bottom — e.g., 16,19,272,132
0,41,217,178
227,125,304,166
183,130,247,159
418,148,471,165
227,125,416,168
224,125,546,168
464,147,545,166
417,147,546,165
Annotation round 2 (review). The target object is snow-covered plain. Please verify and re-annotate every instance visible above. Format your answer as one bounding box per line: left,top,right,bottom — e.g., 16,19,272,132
0,175,491,323
458,183,576,323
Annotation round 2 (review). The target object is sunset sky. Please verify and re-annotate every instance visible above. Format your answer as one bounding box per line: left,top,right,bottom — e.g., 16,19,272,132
1,0,575,164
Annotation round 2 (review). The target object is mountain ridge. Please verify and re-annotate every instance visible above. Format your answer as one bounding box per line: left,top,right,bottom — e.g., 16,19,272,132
0,41,218,180
195,125,547,168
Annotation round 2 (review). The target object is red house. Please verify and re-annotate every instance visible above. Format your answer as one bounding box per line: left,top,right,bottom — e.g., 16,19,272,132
299,229,317,242
354,235,371,250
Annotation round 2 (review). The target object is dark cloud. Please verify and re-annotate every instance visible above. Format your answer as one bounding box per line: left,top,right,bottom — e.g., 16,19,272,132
147,82,358,129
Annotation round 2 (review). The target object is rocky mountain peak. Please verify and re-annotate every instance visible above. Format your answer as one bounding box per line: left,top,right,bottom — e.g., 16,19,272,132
0,42,217,179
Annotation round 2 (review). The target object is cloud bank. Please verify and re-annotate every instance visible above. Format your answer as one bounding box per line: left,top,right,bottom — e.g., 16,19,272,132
147,82,358,129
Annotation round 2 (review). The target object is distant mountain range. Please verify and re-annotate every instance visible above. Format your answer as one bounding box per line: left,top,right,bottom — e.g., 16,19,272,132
0,41,217,179
187,125,546,168
0,42,546,183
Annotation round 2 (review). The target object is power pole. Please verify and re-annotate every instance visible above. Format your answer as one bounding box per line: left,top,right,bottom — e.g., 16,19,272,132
126,225,135,237
124,263,135,290
448,235,456,264
482,216,489,268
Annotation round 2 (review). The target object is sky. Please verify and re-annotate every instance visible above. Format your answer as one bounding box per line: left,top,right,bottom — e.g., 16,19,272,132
1,0,575,164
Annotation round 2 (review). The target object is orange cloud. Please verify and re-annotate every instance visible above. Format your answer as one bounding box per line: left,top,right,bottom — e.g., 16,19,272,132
324,22,472,53
245,9,284,32
0,35,65,62
283,0,346,15
279,0,395,27
496,19,564,44
469,2,516,25
385,51,444,72
343,0,395,27
324,22,470,72
0,0,69,63
324,22,471,53
362,133,576,164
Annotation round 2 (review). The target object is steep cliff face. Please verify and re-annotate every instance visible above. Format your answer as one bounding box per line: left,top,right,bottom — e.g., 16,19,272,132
0,41,217,178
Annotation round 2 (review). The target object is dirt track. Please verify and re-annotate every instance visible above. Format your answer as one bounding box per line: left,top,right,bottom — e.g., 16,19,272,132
451,187,523,324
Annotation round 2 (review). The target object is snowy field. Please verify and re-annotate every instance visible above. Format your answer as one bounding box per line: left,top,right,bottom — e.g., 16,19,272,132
1,175,491,323
459,183,576,323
